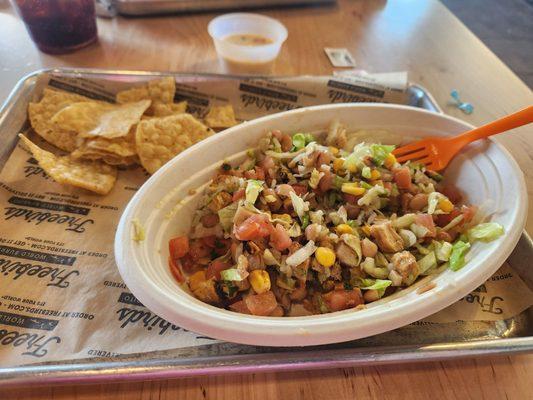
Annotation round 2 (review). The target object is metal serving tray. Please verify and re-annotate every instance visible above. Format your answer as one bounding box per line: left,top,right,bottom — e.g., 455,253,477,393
0,69,531,387
112,0,336,16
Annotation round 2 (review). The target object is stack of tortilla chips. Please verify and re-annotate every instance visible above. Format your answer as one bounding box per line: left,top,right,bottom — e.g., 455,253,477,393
19,77,238,195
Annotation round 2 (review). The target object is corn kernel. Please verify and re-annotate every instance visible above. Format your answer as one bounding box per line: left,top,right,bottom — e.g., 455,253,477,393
336,224,354,235
384,153,397,169
315,247,336,267
370,169,381,180
329,146,339,156
347,163,358,173
249,270,271,294
333,158,345,172
189,271,206,292
362,225,371,236
439,198,454,213
341,183,366,196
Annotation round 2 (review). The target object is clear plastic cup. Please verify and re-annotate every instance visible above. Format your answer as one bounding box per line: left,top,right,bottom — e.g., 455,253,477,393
208,13,288,70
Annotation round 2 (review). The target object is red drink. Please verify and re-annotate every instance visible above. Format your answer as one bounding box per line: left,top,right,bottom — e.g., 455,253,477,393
13,0,97,54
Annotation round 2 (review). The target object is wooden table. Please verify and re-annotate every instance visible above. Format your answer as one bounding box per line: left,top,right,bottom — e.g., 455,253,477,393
1,0,532,398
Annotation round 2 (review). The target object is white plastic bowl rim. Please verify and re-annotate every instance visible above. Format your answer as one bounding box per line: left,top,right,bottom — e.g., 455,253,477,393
115,103,527,347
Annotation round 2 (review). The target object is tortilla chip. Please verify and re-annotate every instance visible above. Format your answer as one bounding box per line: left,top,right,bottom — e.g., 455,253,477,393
116,77,176,116
18,134,117,195
204,104,238,129
152,101,187,117
86,133,137,157
28,88,94,152
103,154,139,166
135,113,213,174
71,131,138,166
51,100,150,139
116,86,149,104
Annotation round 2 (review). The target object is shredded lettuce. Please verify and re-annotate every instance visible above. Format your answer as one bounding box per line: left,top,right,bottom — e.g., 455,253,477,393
220,268,246,281
467,222,504,243
360,181,372,190
362,166,371,179
292,133,316,151
344,142,372,172
217,202,239,233
360,278,392,290
449,241,471,271
245,179,263,205
288,222,302,237
418,251,437,273
427,192,442,214
435,241,453,262
399,229,417,247
309,210,324,224
410,223,429,239
309,168,324,189
334,175,349,190
286,240,317,266
357,185,386,207
263,249,281,266
393,213,415,229
289,191,307,219
370,144,395,166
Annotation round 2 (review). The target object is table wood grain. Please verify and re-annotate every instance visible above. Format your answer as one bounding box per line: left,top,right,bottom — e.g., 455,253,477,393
1,0,532,398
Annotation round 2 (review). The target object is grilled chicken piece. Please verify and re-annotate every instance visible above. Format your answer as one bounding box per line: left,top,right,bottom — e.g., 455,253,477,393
391,251,419,285
208,191,232,212
370,221,404,253
335,242,359,267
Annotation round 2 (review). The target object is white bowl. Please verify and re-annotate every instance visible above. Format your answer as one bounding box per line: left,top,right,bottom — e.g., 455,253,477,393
115,104,526,347
207,13,288,64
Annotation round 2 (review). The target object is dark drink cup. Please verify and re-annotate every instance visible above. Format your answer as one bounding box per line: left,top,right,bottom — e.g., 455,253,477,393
12,0,98,54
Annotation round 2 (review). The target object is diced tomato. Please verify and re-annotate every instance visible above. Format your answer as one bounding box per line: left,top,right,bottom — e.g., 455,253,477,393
291,184,308,196
414,213,436,237
206,260,232,280
254,166,265,180
229,300,251,315
234,214,272,241
383,181,393,192
200,235,217,248
270,224,292,251
188,240,210,260
169,236,189,260
180,254,197,273
232,188,245,202
244,291,278,316
436,208,461,227
393,167,412,190
168,257,185,283
323,289,363,312
441,184,463,203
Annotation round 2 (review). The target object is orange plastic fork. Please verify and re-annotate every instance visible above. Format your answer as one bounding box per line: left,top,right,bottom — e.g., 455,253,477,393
393,105,533,171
